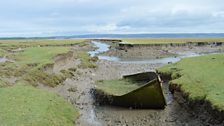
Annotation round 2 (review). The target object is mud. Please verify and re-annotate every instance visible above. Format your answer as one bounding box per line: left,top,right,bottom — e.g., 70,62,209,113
37,40,224,126
104,42,224,59
162,74,224,125
91,61,209,126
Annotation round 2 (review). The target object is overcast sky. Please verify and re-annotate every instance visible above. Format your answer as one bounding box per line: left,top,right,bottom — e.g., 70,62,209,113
0,0,224,37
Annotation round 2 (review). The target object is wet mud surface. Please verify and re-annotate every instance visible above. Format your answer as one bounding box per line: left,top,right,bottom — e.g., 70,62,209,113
39,41,224,126
104,42,224,60
91,61,207,126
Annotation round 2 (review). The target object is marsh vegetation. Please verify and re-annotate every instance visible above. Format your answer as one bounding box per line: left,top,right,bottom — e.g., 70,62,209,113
0,38,223,125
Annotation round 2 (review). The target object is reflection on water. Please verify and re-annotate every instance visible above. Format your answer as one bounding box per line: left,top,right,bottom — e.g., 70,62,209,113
88,41,110,57
89,41,205,64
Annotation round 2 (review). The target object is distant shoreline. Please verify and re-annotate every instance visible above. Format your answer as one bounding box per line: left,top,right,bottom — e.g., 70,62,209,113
1,33,224,40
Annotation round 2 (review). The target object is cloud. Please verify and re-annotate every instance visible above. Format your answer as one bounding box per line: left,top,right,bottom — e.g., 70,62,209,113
0,0,224,37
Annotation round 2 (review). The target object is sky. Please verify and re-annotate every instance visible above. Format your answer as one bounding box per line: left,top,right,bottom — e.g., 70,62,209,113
0,0,224,37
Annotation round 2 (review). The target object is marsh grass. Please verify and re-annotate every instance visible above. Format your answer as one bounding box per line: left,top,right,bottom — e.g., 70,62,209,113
0,39,84,47
23,68,66,87
15,47,70,66
157,53,224,111
122,38,224,44
0,84,78,126
76,51,97,68
13,47,73,86
0,63,30,77
0,40,86,125
0,80,10,88
0,48,5,57
60,68,77,79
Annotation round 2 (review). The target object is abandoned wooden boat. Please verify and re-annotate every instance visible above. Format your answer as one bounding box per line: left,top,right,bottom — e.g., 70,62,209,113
93,72,166,109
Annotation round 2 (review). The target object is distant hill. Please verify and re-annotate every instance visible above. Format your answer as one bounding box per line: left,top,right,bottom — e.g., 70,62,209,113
1,33,224,40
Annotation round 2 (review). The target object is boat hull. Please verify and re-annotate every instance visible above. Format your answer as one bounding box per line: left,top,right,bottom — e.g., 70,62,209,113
93,72,166,109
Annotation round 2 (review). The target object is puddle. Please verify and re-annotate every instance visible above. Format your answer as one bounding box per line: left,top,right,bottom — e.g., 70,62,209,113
0,56,8,63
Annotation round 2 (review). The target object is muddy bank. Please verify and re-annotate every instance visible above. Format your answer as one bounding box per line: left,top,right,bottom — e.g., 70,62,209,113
159,73,224,125
36,39,224,126
37,43,100,126
106,45,175,59
174,91,224,125
88,40,224,126
103,41,224,59
91,60,212,126
118,41,223,49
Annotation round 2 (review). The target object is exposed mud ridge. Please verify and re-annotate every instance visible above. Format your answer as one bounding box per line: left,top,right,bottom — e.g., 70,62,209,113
43,51,79,74
118,41,223,49
159,73,224,125
36,40,224,126
104,41,224,59
107,45,175,59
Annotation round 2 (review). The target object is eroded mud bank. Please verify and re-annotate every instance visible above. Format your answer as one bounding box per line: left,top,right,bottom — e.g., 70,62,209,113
104,41,224,59
37,40,224,126
91,60,213,126
159,73,224,125
87,40,224,126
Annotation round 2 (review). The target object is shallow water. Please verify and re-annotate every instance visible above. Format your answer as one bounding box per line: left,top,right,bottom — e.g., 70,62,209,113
89,41,205,64
0,57,8,63
88,40,216,125
88,41,110,57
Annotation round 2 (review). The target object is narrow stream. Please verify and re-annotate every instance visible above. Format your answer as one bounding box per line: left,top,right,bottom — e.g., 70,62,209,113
89,41,205,64
88,41,110,57
88,41,210,106
87,40,221,125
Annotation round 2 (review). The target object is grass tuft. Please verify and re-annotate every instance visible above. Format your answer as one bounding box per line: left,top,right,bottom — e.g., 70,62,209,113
157,53,224,111
76,51,97,68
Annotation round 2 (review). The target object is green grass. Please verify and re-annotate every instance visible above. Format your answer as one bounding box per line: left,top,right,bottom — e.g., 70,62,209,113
121,38,224,44
0,48,5,57
0,40,94,87
0,46,76,87
0,80,10,88
0,84,78,126
9,47,72,87
15,47,70,66
0,62,35,78
0,39,84,48
0,40,87,125
76,51,96,68
24,69,66,87
157,53,224,111
96,79,142,96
